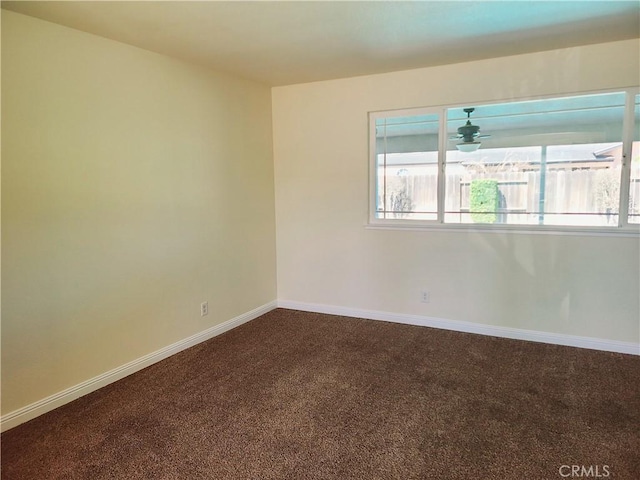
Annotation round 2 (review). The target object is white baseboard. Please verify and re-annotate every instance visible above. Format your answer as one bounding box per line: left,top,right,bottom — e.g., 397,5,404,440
1,301,278,433
277,300,640,356
4,299,637,432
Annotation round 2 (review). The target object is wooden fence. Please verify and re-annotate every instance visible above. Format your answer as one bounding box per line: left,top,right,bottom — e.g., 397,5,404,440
382,166,640,225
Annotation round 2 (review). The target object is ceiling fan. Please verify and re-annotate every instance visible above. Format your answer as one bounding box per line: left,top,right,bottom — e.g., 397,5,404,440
451,108,490,152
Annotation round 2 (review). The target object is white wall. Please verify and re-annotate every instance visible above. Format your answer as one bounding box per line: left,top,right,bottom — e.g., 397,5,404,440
1,11,276,415
272,40,640,345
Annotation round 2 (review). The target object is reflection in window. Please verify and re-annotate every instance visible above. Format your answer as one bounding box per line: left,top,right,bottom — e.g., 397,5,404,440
371,90,639,229
444,92,625,227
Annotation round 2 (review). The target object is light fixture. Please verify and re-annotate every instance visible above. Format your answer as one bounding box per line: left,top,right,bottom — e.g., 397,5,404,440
453,108,488,152
456,141,481,153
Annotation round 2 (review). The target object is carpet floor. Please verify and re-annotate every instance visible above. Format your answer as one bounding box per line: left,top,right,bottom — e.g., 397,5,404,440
2,309,639,479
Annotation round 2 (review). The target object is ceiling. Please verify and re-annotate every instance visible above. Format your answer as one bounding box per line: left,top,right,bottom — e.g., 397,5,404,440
2,1,639,86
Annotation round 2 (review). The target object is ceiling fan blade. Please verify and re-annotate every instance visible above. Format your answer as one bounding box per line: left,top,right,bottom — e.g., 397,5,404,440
449,134,490,141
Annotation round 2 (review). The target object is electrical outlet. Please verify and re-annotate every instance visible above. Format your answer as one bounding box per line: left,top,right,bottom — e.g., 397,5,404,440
420,290,430,303
200,301,209,316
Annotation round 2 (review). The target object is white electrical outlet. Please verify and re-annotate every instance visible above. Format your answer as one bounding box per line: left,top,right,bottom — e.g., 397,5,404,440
200,301,209,316
420,290,430,303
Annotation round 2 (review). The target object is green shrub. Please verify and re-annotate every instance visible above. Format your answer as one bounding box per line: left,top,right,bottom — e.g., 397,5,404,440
470,179,498,223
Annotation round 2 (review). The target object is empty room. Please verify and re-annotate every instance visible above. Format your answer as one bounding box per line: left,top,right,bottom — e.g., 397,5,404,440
2,1,639,479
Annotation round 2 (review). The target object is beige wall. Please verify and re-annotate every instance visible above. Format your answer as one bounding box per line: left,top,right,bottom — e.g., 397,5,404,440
1,11,276,414
273,40,640,344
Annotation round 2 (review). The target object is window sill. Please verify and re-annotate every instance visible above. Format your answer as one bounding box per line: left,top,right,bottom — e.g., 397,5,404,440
365,221,640,237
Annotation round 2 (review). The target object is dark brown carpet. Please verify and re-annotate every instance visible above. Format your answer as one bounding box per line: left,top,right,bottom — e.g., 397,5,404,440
2,309,639,479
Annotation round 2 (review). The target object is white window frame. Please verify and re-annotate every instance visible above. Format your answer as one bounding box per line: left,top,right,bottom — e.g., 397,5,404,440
368,88,640,237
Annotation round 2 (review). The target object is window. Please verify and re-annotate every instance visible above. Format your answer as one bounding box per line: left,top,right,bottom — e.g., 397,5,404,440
370,89,640,232
374,111,440,221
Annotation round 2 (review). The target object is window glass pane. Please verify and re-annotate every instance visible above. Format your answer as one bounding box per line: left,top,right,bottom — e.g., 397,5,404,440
375,113,439,220
629,94,640,224
444,93,626,226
